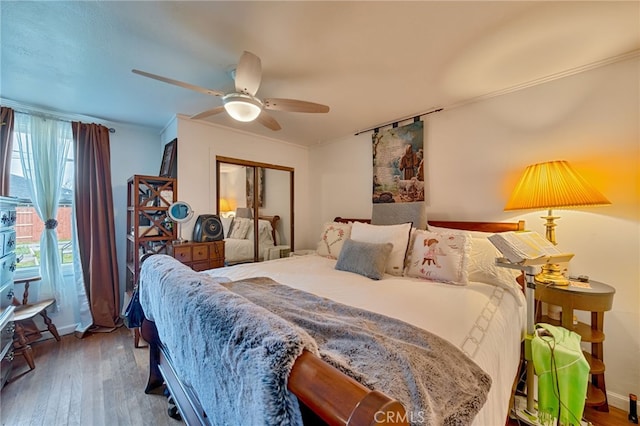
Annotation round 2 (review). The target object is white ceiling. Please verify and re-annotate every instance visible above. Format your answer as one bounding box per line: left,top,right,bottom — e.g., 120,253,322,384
1,1,638,146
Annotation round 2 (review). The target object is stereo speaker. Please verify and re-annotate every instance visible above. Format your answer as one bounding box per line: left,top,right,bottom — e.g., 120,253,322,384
192,214,224,242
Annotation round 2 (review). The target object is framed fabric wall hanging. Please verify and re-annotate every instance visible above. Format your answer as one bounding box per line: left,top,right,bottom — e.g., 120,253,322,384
372,121,424,204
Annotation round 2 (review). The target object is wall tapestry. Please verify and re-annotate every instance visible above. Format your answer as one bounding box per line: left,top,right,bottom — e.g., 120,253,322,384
246,167,265,207
372,121,424,203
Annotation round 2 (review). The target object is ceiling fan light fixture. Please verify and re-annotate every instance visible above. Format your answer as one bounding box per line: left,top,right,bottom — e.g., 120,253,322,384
222,93,263,122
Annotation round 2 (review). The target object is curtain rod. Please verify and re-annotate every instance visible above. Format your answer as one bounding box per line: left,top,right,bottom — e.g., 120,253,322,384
15,109,116,133
354,107,443,136
2,100,116,133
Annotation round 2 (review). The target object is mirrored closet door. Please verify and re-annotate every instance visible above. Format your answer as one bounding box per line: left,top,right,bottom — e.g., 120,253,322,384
216,156,294,264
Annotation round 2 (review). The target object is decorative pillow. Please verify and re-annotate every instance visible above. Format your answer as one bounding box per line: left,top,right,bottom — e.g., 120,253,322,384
247,219,275,245
221,216,233,238
404,230,471,285
425,225,522,296
468,238,523,299
427,224,492,239
335,238,393,280
350,222,412,276
317,222,352,259
228,217,251,239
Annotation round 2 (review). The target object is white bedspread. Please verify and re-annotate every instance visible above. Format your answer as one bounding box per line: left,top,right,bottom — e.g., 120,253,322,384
205,254,526,425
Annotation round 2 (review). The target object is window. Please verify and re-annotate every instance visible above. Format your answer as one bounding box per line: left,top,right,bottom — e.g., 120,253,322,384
9,117,75,270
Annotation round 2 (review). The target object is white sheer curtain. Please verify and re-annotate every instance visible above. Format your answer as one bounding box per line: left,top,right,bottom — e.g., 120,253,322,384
71,209,93,333
12,112,92,331
15,113,70,303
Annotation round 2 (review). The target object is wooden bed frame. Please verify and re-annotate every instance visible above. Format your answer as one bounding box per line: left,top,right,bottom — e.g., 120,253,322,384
258,214,280,244
224,215,281,265
142,219,525,426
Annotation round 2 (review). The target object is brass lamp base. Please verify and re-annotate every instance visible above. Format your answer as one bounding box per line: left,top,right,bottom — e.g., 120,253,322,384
535,208,569,286
535,263,569,286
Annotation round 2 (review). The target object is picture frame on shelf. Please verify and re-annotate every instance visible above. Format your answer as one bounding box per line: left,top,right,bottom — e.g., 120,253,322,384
159,139,177,178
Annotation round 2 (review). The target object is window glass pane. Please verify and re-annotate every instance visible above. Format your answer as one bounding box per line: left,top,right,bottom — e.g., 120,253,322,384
15,205,73,269
9,120,75,269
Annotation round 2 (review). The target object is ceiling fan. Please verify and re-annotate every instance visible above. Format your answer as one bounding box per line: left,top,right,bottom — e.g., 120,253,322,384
132,51,330,131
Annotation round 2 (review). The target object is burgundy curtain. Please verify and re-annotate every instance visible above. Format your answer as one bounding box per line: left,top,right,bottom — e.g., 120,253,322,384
0,107,15,196
72,122,120,330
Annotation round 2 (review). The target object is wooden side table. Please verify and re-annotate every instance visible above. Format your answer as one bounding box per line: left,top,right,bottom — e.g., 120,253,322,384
169,240,225,271
535,279,615,411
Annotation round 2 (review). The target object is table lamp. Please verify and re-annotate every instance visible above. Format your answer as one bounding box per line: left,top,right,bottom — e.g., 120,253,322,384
504,160,610,285
219,198,237,217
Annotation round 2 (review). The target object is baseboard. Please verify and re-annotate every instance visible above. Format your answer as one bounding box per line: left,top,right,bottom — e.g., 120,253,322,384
56,324,82,336
607,390,628,411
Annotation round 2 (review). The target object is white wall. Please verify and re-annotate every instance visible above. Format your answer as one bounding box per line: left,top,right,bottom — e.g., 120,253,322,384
309,57,639,409
173,118,312,250
110,123,162,303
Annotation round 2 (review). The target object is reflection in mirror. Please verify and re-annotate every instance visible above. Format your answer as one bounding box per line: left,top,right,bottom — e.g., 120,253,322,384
217,157,294,264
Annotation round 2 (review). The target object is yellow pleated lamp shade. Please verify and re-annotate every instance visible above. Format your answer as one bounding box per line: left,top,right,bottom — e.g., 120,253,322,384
219,198,231,212
505,160,610,211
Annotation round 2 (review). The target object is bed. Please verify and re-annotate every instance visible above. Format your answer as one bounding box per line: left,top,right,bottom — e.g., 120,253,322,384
222,215,280,264
139,219,526,426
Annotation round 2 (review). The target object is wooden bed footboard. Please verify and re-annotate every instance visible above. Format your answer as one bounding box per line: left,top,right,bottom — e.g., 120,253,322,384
141,319,408,426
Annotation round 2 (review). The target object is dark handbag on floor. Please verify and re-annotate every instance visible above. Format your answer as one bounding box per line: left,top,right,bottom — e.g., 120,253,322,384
123,288,144,329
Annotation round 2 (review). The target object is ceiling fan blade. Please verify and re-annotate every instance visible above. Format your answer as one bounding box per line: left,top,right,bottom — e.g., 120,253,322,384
190,106,226,120
234,51,262,95
132,69,224,97
256,111,281,131
263,98,330,113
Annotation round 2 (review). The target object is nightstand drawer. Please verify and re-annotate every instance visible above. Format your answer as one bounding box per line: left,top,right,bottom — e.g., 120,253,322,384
0,253,16,287
170,241,225,271
192,245,208,261
209,241,224,260
172,246,192,263
0,306,14,390
0,209,16,230
0,231,15,258
0,281,14,310
0,320,14,355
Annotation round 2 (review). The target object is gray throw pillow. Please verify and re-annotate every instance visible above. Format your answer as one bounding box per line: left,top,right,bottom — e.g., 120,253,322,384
335,238,393,280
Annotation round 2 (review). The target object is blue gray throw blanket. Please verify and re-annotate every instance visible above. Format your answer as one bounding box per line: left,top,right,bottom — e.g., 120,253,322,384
140,255,491,426
140,255,318,425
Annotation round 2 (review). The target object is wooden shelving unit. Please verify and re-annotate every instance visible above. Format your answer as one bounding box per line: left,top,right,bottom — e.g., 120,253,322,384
126,175,177,292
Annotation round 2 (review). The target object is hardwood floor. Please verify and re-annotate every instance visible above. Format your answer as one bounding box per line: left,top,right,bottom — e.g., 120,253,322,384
1,327,632,426
1,327,179,426
508,401,631,426
582,406,633,426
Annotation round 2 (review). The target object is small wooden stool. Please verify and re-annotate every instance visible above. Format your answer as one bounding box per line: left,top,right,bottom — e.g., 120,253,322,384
12,276,61,372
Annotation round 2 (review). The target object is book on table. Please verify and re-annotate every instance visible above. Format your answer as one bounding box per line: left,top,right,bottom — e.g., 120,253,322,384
488,231,574,265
